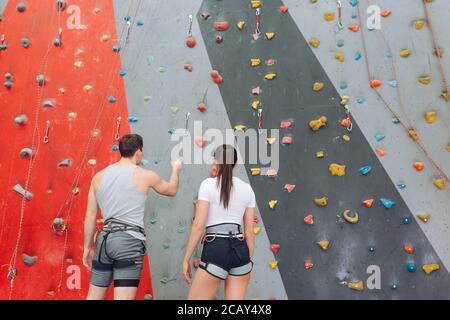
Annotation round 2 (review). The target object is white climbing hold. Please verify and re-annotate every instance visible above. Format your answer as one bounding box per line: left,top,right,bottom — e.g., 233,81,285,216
13,184,33,201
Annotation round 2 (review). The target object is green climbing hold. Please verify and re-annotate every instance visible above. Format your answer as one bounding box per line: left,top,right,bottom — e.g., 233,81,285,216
168,128,176,135
147,55,154,66
170,106,179,114
163,243,170,249
177,226,186,233
160,277,168,284
149,218,157,224
158,67,167,73
144,96,152,102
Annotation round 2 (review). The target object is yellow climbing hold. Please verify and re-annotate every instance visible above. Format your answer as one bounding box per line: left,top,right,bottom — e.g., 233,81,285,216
425,111,436,124
408,129,420,141
309,38,320,48
266,137,277,145
251,0,261,9
340,95,350,105
313,82,325,91
400,49,411,58
417,213,430,223
324,11,335,21
253,226,261,235
317,240,330,250
314,197,328,207
334,52,345,62
347,281,364,291
265,32,275,40
423,263,440,275
315,151,325,158
250,168,261,176
269,261,279,269
441,91,449,102
265,73,277,81
329,163,346,176
414,19,425,30
342,134,351,142
269,200,278,209
250,58,261,67
309,116,327,131
343,210,359,224
418,76,431,85
251,100,260,110
237,21,245,30
234,124,247,132
433,178,445,190
87,159,97,166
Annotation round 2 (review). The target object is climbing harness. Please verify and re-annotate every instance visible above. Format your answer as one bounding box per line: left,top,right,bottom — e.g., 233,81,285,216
43,120,50,144
202,224,245,243
253,8,261,40
335,0,344,32
94,218,146,270
257,108,263,135
114,116,122,141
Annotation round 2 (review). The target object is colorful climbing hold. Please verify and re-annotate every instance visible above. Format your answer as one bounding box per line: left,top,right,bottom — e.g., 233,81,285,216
413,162,424,171
284,184,296,193
265,32,275,40
237,21,245,30
268,261,279,269
432,178,445,190
268,200,278,209
370,80,382,88
304,214,314,225
270,244,280,254
375,148,386,157
406,263,417,273
280,120,293,129
425,111,436,124
422,263,440,275
324,12,335,22
317,240,330,250
380,198,396,209
343,210,359,224
374,133,385,142
309,38,320,48
329,163,346,176
400,49,411,58
314,197,328,207
253,226,261,235
304,261,314,269
213,21,230,31
313,82,325,91
334,52,345,62
362,199,374,208
359,165,372,175
347,281,364,291
403,244,414,254
309,116,327,131
417,213,430,223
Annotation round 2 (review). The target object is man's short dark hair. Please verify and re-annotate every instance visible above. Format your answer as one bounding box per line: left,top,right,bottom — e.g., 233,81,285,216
119,134,143,158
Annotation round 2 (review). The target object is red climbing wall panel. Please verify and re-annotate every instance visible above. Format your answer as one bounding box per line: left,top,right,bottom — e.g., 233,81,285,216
0,0,152,299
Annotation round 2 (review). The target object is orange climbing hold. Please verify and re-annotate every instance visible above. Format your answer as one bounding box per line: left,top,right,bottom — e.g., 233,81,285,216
362,199,374,208
413,162,424,171
370,80,382,88
403,244,414,254
213,21,230,31
304,261,314,269
284,184,296,193
381,10,391,17
375,148,386,157
186,37,196,48
348,24,359,32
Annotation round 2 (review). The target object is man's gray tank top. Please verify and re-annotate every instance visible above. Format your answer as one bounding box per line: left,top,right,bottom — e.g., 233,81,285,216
96,164,146,240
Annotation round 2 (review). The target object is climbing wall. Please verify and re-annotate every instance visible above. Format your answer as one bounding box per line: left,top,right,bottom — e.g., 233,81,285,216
1,0,449,300
0,0,152,299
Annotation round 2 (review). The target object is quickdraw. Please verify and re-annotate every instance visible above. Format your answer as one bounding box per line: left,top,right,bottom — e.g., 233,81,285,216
7,267,17,281
253,8,261,40
43,120,51,144
257,108,263,135
340,105,353,132
336,0,343,32
114,116,122,141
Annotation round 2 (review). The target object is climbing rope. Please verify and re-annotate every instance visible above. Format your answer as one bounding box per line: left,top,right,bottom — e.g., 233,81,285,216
356,1,448,183
421,0,450,99
8,4,60,300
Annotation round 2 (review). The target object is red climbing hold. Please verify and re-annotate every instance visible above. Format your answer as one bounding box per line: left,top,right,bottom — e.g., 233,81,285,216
197,102,207,113
340,118,351,129
304,261,314,269
304,214,314,225
270,244,281,254
284,184,296,193
184,64,193,72
403,244,414,254
348,24,359,32
215,35,223,43
280,5,289,13
362,199,374,208
282,136,293,145
211,70,223,84
186,37,196,48
201,11,211,20
370,80,382,88
213,21,230,31
280,120,292,129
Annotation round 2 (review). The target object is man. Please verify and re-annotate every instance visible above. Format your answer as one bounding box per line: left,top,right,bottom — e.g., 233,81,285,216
83,134,182,300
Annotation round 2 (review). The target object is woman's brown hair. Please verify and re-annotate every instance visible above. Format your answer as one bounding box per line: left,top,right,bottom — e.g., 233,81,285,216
215,145,238,209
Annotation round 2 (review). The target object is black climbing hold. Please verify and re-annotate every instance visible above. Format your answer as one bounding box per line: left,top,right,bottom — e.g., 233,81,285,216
22,253,38,266
56,0,67,11
36,74,46,86
21,38,31,48
112,45,121,52
5,72,13,81
17,3,26,12
53,218,64,227
14,114,28,125
54,38,61,47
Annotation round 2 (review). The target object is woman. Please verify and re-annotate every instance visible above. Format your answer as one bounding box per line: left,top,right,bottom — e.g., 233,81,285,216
183,145,256,300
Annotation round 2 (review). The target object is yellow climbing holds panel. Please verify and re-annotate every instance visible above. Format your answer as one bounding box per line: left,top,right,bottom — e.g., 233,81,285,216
309,116,327,131
418,76,431,85
251,100,260,110
237,21,245,30
329,163,346,176
315,150,325,158
414,19,425,30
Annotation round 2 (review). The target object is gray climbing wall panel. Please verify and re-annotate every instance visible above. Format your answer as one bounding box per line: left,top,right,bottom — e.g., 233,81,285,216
197,0,449,299
112,0,287,300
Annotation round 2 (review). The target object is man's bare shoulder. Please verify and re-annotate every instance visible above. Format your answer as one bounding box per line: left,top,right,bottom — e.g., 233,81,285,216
136,166,159,180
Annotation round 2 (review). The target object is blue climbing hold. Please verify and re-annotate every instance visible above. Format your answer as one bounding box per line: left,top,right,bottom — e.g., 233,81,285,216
108,96,116,103
128,116,139,123
374,133,385,142
124,16,131,22
390,283,399,290
349,0,358,7
402,216,410,225
397,183,407,190
406,263,417,273
356,97,365,104
340,82,348,90
120,70,127,77
359,165,372,175
351,13,358,19
354,52,362,61
380,198,396,209
337,39,344,47
112,145,119,151
112,45,121,52
388,80,397,88
168,128,176,135
137,19,144,26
